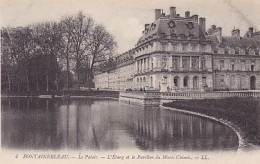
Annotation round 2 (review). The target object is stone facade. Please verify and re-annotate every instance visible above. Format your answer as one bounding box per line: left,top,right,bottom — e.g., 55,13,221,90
94,6,260,92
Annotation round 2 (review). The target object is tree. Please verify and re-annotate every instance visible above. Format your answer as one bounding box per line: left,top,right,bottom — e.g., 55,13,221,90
8,27,36,92
1,28,14,92
60,16,74,90
70,11,94,90
88,24,117,71
32,22,63,91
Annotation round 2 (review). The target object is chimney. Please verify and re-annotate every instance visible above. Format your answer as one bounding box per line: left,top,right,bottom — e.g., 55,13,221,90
231,29,240,39
170,6,176,18
199,17,206,35
249,27,254,33
191,15,198,22
185,11,190,18
245,27,254,37
145,24,149,31
155,9,161,20
211,25,216,30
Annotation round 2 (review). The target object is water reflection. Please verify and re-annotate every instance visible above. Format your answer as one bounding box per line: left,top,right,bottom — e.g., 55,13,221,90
2,98,239,151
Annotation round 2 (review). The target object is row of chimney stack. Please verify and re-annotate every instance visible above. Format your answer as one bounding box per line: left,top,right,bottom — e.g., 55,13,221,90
154,6,206,35
155,7,200,21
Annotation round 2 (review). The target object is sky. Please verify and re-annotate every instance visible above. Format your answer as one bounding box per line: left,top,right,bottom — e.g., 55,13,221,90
0,0,259,53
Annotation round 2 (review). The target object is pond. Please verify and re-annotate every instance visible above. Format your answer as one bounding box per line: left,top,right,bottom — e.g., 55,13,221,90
1,98,239,151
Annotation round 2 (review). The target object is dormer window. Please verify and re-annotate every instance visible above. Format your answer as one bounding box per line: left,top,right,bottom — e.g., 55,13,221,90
182,44,188,51
186,22,194,31
249,49,255,55
229,48,235,54
161,43,167,51
191,44,197,51
239,49,245,55
245,49,249,55
201,44,207,52
168,20,176,29
235,49,239,54
224,49,229,54
150,23,156,31
180,34,186,39
170,33,177,38
172,43,178,51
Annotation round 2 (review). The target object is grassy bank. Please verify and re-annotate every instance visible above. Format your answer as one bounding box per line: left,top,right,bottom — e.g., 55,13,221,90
163,97,260,149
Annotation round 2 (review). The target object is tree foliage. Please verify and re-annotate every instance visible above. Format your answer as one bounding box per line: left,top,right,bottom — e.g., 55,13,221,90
1,11,117,93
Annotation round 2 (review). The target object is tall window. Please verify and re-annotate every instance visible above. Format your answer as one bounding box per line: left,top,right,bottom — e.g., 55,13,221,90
202,77,207,86
161,56,167,69
220,75,225,87
182,57,190,70
172,56,180,70
241,61,245,71
201,57,206,70
251,65,255,71
191,57,199,70
230,61,235,71
183,76,189,87
220,60,225,70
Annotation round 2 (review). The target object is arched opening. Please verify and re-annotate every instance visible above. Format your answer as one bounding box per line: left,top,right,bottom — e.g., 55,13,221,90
250,76,256,90
183,76,189,88
173,76,180,89
193,76,199,90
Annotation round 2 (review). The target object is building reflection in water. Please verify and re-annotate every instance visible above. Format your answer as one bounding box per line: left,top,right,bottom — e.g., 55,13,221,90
2,98,240,151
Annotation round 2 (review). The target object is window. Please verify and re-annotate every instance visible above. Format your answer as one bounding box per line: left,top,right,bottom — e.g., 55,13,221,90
241,61,245,71
182,57,190,70
201,57,206,70
174,76,179,87
202,77,207,86
191,44,197,51
201,44,207,52
182,44,188,51
251,65,255,71
220,75,225,87
191,57,199,69
220,60,224,70
172,44,178,51
231,64,235,71
161,56,167,69
251,61,255,71
183,76,189,87
161,43,167,51
230,61,235,71
172,56,180,70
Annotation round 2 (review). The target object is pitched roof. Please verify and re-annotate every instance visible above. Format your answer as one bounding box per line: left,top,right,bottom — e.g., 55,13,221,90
206,35,260,49
222,37,260,48
138,17,202,43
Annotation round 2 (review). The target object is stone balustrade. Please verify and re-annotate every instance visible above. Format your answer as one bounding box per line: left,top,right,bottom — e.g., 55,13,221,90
119,91,260,106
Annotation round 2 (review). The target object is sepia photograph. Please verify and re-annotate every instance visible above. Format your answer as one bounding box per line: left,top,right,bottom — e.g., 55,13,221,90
1,0,260,163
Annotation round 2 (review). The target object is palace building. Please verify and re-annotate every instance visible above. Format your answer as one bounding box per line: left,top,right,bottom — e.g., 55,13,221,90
94,6,260,92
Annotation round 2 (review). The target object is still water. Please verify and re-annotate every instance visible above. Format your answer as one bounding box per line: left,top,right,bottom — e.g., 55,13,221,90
1,98,239,151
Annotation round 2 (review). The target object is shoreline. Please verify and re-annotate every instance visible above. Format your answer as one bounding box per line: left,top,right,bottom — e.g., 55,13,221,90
160,104,251,151
1,95,119,100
